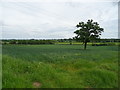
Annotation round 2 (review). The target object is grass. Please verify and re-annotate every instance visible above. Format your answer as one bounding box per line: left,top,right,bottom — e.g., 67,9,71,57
2,44,119,88
0,45,2,89
56,42,119,45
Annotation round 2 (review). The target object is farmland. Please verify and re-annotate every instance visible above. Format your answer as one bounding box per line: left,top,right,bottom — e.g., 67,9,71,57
2,44,119,88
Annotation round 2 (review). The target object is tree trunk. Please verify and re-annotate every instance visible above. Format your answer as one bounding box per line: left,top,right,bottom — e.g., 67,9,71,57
84,41,87,50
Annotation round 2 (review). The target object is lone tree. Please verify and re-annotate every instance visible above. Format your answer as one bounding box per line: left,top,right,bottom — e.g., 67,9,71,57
74,19,104,50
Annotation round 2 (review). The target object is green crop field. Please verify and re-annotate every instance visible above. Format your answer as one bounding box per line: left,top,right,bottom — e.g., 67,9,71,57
2,45,119,88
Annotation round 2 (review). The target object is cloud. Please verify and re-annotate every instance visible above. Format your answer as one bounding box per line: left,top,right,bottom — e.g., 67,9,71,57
1,1,118,39
2,0,120,2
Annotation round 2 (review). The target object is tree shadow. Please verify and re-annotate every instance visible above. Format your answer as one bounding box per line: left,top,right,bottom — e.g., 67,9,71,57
74,48,92,51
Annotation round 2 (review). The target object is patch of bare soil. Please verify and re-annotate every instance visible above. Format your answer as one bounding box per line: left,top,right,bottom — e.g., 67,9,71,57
33,82,42,88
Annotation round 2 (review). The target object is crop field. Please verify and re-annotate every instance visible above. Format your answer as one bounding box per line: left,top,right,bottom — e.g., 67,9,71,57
2,44,119,88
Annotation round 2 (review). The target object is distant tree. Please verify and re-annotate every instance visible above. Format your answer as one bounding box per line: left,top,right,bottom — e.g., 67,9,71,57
68,38,72,45
74,19,104,50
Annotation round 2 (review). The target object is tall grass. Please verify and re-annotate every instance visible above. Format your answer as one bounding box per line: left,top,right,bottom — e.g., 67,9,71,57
2,45,118,88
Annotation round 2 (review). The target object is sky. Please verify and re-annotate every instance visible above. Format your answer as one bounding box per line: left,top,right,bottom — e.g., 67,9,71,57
0,0,119,39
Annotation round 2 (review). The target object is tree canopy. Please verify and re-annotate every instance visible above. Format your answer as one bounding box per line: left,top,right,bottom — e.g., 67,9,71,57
74,19,104,49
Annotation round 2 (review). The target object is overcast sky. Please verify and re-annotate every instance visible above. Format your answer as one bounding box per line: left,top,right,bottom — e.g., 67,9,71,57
0,0,119,39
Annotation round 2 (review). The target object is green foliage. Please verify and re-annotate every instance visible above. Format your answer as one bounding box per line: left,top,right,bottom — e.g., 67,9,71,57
2,45,118,88
74,19,104,49
2,39,120,45
3,40,55,45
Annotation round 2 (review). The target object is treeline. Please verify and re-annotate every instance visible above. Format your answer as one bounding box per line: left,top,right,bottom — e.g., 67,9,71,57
1,38,120,45
56,38,120,43
2,39,55,45
94,39,120,43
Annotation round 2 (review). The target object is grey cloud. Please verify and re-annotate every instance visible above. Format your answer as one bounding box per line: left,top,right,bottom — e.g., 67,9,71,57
1,1,118,39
